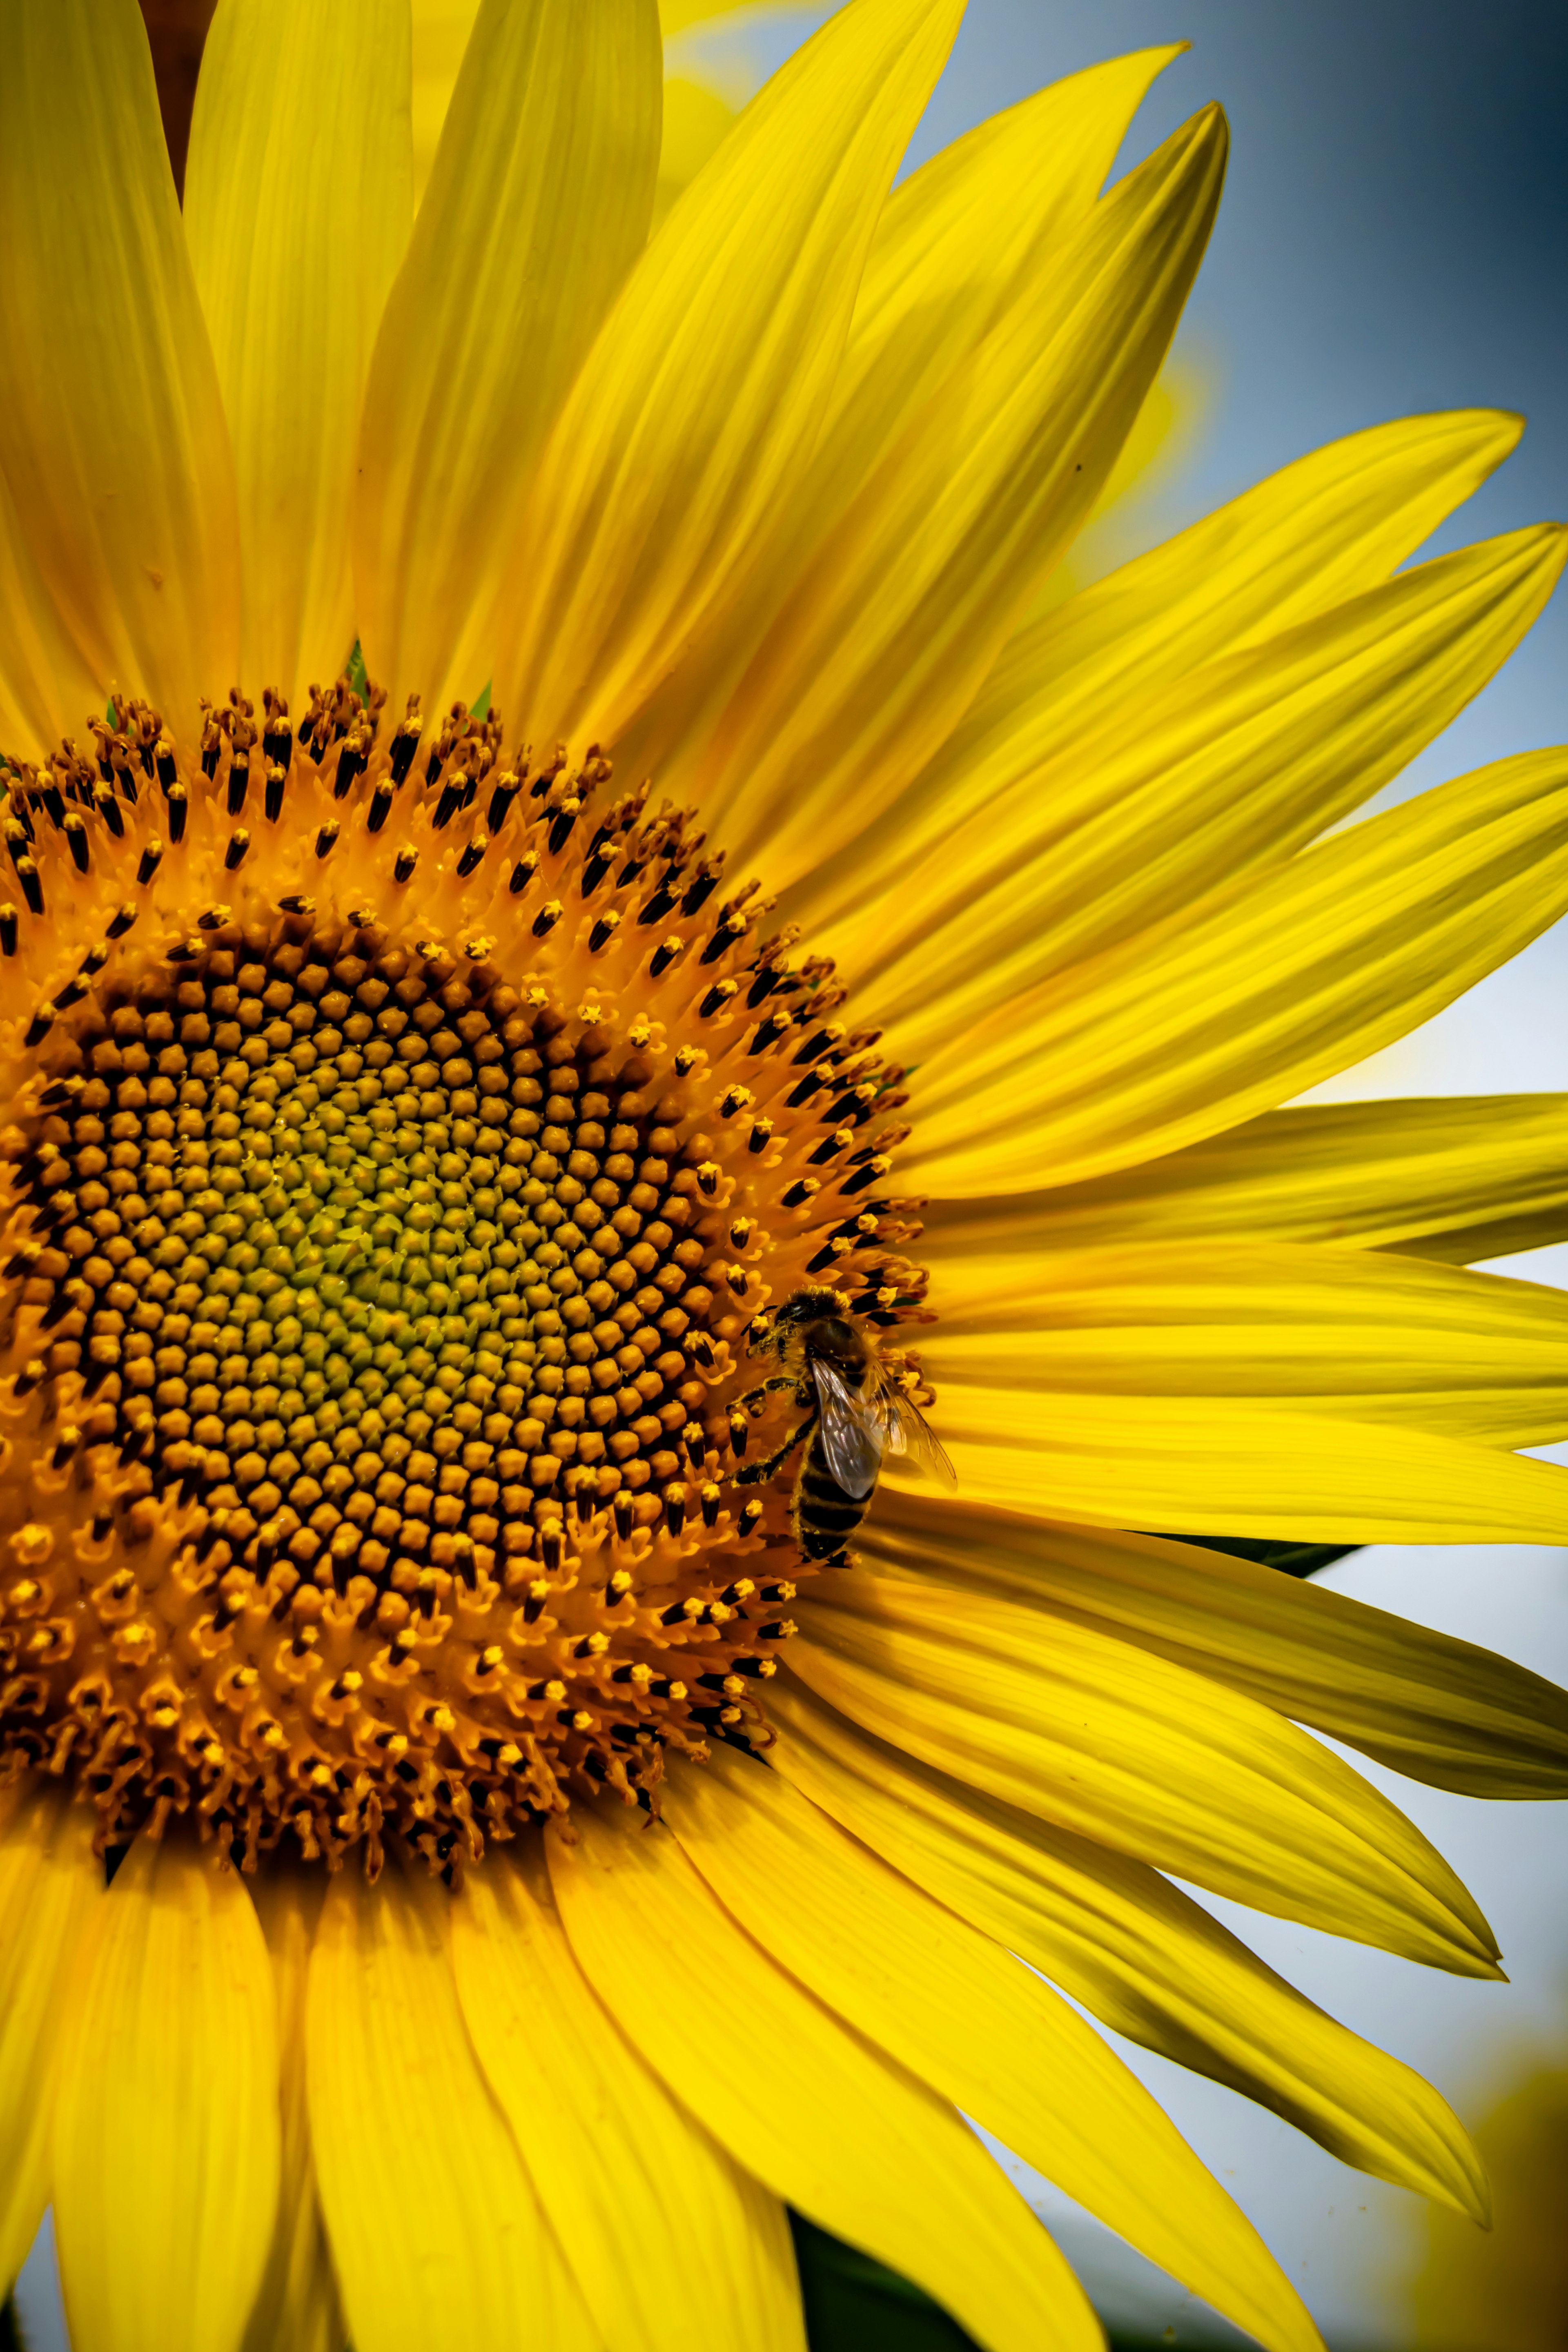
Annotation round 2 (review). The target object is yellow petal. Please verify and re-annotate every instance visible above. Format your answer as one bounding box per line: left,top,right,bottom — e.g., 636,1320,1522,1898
243,1870,345,2352
0,471,104,761
0,0,239,744
411,0,482,210
455,1840,806,2352
930,1389,1568,1545
790,1567,1499,1974
53,1833,281,2352
621,45,1182,787
185,0,412,710
831,523,1566,1053
673,1747,1323,2352
700,105,1229,884
357,0,662,720
655,77,739,229
904,745,1568,1194
788,406,1521,937
548,1802,1102,2352
491,0,966,746
862,1492,1568,1801
921,1091,1568,1266
922,1238,1568,1446
766,1675,1489,2223
306,1858,590,2352
0,1783,101,2290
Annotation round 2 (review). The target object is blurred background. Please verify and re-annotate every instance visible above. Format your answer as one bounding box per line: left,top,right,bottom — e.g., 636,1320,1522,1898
20,6,1566,2350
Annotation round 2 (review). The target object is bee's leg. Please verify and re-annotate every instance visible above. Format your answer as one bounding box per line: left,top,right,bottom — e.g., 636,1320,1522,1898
733,1374,797,1416
734,1408,815,1487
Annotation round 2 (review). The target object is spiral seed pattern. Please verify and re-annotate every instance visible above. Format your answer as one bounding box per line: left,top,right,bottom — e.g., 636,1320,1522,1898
0,682,933,1871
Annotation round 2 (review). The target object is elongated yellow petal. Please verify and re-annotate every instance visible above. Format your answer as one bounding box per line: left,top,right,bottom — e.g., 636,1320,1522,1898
790,1568,1498,1973
674,1748,1323,2352
0,472,103,761
0,0,238,744
455,1841,806,2352
307,1860,590,2352
766,1676,1489,2223
862,1493,1568,1800
931,1389,1568,1544
411,0,481,209
53,1834,280,2352
492,0,965,746
548,1802,1102,2352
358,0,661,719
702,105,1229,884
921,1092,1568,1266
621,45,1182,786
244,1871,345,2352
185,0,411,710
922,1238,1568,1446
831,523,1566,1051
0,1784,101,2291
788,406,1521,936
906,746,1568,1194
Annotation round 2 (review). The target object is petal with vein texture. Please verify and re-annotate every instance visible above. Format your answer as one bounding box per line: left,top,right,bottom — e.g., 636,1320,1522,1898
920,1094,1568,1265
359,0,661,716
787,407,1521,935
830,523,1566,1051
932,1390,1568,1544
702,106,1229,882
455,1842,806,2352
789,1568,1499,1971
307,1860,591,2352
861,1494,1568,1798
548,1803,1102,2352
622,45,1182,787
244,1871,345,2352
53,1835,280,2352
0,472,103,761
0,0,238,743
905,746,1568,1193
0,1783,101,2292
185,0,411,708
672,1747,1323,2352
766,1676,1489,2221
492,0,965,745
922,1239,1568,1445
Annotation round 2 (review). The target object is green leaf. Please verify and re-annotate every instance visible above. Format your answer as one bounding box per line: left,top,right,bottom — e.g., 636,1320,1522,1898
790,2212,984,2352
1169,1535,1362,1579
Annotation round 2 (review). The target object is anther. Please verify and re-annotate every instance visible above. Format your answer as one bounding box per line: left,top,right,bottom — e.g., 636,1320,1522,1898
315,822,339,859
0,906,16,957
227,753,250,816
509,852,538,896
532,901,562,940
649,936,684,979
366,782,394,833
18,860,43,915
394,846,419,883
23,1005,55,1048
699,980,738,1019
588,911,620,954
456,835,488,879
747,1118,774,1154
225,830,250,871
739,1499,765,1536
719,1087,752,1120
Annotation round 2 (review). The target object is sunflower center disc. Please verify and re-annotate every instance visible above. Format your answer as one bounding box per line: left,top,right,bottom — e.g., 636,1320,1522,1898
0,689,934,1872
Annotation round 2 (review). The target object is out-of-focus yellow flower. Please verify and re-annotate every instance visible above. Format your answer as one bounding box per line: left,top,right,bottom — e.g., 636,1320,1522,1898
1401,2038,1568,2352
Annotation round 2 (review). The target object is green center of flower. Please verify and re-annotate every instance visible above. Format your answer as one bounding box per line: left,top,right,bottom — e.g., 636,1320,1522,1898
0,683,933,1872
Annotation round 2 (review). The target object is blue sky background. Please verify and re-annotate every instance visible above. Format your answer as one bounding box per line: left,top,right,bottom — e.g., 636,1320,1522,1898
18,9,1568,2350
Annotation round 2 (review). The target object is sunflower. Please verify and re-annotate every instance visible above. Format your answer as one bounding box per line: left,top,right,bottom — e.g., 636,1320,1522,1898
1,2,1567,2350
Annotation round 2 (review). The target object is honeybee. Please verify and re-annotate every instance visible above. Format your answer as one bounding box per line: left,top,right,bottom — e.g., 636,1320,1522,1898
733,1285,956,1568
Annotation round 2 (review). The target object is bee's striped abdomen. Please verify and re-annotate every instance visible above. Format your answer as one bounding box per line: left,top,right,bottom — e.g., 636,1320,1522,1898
791,1435,867,1564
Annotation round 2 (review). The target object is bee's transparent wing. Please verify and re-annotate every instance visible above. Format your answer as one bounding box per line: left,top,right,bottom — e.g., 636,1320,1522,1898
873,1363,959,1488
811,1360,884,1500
